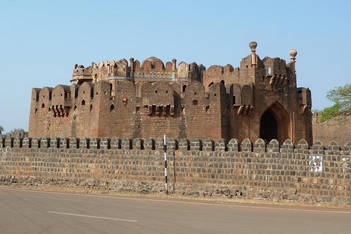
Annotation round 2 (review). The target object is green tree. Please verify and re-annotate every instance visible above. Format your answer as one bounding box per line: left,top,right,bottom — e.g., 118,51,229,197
319,84,351,122
326,84,351,111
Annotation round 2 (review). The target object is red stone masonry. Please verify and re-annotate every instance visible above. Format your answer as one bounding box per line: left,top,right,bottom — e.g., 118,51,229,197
29,42,312,144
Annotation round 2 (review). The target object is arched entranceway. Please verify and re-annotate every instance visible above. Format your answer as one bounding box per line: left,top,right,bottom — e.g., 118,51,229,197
259,102,290,143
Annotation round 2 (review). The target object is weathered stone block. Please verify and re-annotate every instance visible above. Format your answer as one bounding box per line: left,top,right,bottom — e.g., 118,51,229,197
241,138,252,152
100,138,110,150
227,138,239,152
69,137,79,149
202,139,214,151
254,138,265,152
190,139,202,151
22,137,31,148
144,139,155,150
178,139,189,151
215,139,226,151
41,138,50,148
110,138,120,149
267,139,279,153
121,139,131,150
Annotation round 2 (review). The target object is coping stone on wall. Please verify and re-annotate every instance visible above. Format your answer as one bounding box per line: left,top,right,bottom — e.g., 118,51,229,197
178,138,189,151
267,139,279,153
50,138,60,149
295,139,309,153
100,138,111,150
22,137,31,148
90,138,100,149
13,137,22,148
227,138,239,152
69,137,79,149
310,141,324,154
241,138,252,152
190,139,202,151
215,139,226,151
327,141,341,151
132,138,143,150
166,138,177,151
4,137,13,148
110,138,120,149
155,139,164,151
0,135,4,148
31,138,41,148
253,138,266,153
343,142,351,152
144,139,155,150
121,139,131,150
202,139,214,151
280,139,294,153
80,138,90,149
41,138,50,148
60,138,69,149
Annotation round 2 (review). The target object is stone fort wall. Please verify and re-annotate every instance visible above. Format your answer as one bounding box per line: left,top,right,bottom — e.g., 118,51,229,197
1,136,350,205
313,114,351,145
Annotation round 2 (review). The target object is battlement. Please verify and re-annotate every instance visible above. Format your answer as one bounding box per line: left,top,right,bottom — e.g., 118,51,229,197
2,135,350,153
30,41,312,145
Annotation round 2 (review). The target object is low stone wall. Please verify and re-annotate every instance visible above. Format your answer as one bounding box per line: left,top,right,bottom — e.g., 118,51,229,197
0,136,351,205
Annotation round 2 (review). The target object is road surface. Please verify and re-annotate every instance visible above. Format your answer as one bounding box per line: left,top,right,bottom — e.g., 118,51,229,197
0,188,350,234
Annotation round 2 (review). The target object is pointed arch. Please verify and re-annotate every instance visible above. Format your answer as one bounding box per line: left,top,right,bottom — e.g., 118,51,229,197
260,102,290,143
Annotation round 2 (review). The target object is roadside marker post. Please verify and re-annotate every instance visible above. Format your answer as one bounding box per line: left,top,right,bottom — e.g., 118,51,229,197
163,134,168,195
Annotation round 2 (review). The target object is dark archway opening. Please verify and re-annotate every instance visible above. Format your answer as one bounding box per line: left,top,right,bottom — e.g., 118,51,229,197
260,109,278,142
259,102,290,143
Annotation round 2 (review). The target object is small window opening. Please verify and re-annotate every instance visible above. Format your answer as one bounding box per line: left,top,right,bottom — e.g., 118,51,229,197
81,100,85,105
41,103,45,108
90,104,93,111
182,85,187,92
268,67,272,75
110,104,115,112
192,100,198,105
154,90,158,94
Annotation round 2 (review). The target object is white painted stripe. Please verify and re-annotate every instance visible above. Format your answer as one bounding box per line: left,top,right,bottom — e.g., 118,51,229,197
48,211,138,223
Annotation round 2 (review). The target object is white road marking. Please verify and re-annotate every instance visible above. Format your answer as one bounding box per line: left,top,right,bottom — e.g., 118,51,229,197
48,211,138,223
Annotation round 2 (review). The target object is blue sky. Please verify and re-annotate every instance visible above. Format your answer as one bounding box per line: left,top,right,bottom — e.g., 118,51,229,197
0,0,350,132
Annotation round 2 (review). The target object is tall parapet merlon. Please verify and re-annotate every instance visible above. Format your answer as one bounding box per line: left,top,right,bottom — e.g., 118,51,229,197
30,41,313,145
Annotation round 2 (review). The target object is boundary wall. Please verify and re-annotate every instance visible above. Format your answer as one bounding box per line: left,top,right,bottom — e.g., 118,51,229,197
1,136,351,205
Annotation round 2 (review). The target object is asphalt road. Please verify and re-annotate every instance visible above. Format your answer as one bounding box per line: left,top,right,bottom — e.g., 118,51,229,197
0,189,350,234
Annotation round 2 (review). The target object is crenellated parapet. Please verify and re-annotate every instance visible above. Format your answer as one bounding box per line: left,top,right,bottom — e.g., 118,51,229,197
2,135,351,155
29,41,312,144
71,57,205,84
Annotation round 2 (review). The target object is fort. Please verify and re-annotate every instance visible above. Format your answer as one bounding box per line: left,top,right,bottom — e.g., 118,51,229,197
2,42,339,206
29,42,312,144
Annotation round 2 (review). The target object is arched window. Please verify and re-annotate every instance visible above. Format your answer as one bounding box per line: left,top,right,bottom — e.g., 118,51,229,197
110,104,115,112
81,100,85,105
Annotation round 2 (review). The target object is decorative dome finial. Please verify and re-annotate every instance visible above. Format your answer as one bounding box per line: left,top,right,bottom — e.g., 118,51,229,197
249,41,257,53
289,49,297,62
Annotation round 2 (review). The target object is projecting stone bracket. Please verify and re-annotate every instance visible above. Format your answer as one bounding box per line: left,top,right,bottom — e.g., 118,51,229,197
299,104,311,114
266,74,288,88
145,104,175,116
235,105,253,115
51,105,70,117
